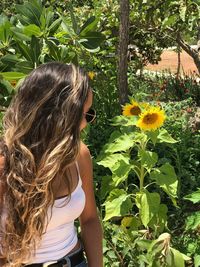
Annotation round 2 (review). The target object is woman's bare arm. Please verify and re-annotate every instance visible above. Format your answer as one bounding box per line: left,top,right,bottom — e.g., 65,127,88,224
78,142,103,267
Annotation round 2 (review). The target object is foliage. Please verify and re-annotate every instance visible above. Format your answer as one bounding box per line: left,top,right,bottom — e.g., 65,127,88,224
128,71,200,107
96,99,190,265
0,0,105,87
129,0,200,73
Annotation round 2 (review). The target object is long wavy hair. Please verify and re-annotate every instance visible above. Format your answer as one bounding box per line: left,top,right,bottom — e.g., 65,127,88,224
0,62,90,266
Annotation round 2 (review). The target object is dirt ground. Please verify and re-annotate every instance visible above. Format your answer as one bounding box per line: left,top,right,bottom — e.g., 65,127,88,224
145,50,198,75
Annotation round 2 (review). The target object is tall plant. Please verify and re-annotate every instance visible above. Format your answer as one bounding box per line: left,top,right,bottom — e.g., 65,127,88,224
97,98,190,266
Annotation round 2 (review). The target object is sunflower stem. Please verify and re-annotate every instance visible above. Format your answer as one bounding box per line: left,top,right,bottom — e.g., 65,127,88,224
140,166,145,190
139,139,147,190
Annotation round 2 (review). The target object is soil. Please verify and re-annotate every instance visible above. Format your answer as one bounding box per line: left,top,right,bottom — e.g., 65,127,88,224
145,50,199,75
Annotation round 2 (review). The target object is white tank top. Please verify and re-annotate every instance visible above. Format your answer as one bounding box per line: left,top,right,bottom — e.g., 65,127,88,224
24,161,86,264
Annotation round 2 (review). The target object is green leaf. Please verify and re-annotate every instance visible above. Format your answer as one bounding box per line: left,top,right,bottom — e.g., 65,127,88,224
79,16,99,36
30,35,41,65
111,115,138,126
184,189,200,204
11,27,31,42
136,190,160,227
139,149,158,172
79,31,105,50
0,72,27,80
170,248,185,267
112,160,132,186
15,61,33,74
68,3,79,34
23,24,42,37
15,42,33,62
103,131,135,153
0,15,12,43
15,0,43,27
185,211,200,230
97,153,129,171
194,255,200,267
148,204,168,233
0,54,19,65
162,14,178,27
150,163,178,204
157,129,177,143
104,189,132,221
121,216,141,230
48,18,62,35
100,175,113,200
179,3,187,22
146,130,159,145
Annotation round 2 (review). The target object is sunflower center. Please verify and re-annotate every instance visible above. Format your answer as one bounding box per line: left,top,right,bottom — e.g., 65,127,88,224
130,106,141,116
143,113,158,124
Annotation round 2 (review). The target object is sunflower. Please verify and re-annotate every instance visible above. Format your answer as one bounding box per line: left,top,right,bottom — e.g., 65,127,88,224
122,100,142,116
136,106,166,131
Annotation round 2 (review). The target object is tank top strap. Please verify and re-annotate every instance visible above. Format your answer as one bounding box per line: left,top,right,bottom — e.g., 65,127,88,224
75,161,82,186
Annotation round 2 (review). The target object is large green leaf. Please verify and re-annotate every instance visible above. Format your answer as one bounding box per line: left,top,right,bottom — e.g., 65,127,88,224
157,129,177,144
139,149,158,172
0,15,13,44
48,18,62,35
104,189,132,221
15,0,43,27
150,163,178,204
102,132,135,153
194,255,200,267
68,3,79,34
30,35,41,65
184,189,200,204
112,160,133,186
148,204,168,233
185,211,200,230
100,175,113,200
79,31,105,50
11,27,31,42
79,16,99,36
170,248,185,267
121,216,141,230
15,42,33,63
15,61,33,74
0,72,27,80
0,54,20,65
110,115,138,126
97,153,129,172
46,40,71,63
136,190,160,227
23,24,42,37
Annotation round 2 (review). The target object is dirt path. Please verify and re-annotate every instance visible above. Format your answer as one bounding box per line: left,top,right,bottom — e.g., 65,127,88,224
145,50,198,75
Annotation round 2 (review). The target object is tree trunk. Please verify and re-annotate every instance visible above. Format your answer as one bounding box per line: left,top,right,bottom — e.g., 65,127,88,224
118,0,129,105
176,32,181,77
177,44,181,77
176,37,200,74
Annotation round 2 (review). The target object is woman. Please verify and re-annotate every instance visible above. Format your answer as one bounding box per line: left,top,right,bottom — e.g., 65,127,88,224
0,62,103,267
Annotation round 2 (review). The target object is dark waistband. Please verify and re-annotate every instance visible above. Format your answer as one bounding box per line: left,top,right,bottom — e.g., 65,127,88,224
24,246,85,267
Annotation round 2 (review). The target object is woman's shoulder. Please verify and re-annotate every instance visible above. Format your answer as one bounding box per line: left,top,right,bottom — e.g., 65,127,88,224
79,141,91,158
77,141,92,176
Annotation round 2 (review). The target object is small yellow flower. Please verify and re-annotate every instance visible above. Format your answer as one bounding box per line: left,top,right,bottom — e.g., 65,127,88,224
88,71,95,80
10,80,17,87
136,106,166,131
122,100,141,116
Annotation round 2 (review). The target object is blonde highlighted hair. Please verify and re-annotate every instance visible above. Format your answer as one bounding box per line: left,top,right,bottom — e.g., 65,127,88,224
0,62,90,266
